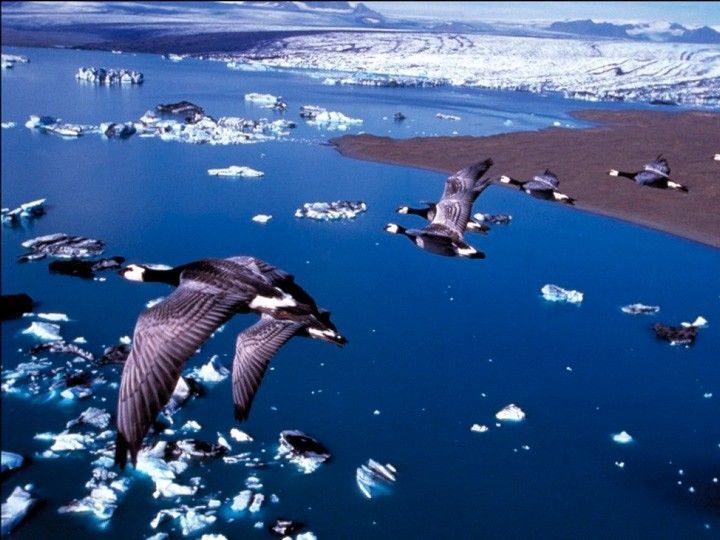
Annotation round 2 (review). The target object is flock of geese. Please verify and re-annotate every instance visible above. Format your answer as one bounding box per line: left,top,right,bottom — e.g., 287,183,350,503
113,154,694,468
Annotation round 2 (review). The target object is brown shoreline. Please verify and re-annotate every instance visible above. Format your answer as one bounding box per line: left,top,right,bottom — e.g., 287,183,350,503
331,110,720,249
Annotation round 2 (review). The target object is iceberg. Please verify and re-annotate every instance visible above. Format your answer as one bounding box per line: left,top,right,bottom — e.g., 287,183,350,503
495,404,526,422
294,201,367,221
150,505,217,536
244,93,287,110
1,122,15,128
1,53,29,70
248,493,264,513
230,428,253,442
231,490,253,512
473,212,512,225
621,303,660,315
19,233,105,261
276,430,331,474
100,343,131,365
66,407,111,431
1,451,24,477
189,355,229,384
540,284,583,304
612,431,633,444
2,198,46,225
252,214,272,223
1,485,37,535
436,113,461,121
36,312,69,322
470,424,489,433
76,67,144,85
207,166,264,177
300,106,363,130
356,459,397,499
681,316,708,328
22,321,62,342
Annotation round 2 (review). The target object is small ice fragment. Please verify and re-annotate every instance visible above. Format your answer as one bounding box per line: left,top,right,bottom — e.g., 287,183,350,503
73,337,87,344
145,297,165,308
181,420,202,432
612,431,633,444
621,303,660,315
373,410,381,416
119,335,131,345
231,490,253,511
37,312,70,322
207,166,264,177
565,366,573,372
252,214,272,223
356,459,397,499
201,535,228,540
249,493,264,513
230,428,253,442
1,485,37,535
541,284,583,304
296,533,317,540
217,432,232,451
294,201,367,221
61,386,93,400
470,424,489,433
704,393,713,398
495,404,526,422
615,461,625,468
435,113,461,121
681,316,708,328
22,321,62,342
1,122,15,129
521,445,530,451
1,452,24,475
191,355,229,383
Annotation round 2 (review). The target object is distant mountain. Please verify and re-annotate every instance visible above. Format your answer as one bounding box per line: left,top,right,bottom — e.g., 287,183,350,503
548,19,720,44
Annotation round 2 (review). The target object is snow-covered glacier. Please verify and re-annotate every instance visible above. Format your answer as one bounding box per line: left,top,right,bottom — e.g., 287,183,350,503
224,32,720,106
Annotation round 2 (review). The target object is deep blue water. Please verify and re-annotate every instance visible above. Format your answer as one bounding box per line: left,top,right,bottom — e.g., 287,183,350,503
2,47,719,539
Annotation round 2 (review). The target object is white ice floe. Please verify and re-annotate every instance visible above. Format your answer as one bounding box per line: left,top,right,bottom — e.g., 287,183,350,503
1,122,15,129
297,533,318,540
248,493,264,513
276,430,331,474
36,312,69,322
73,337,87,344
207,166,265,177
621,303,660,315
119,335,132,345
436,113,461,121
615,461,625,468
1,485,37,535
681,316,708,328
76,67,144,85
252,214,272,223
150,506,217,536
294,201,367,221
300,105,363,130
66,407,111,430
42,431,95,452
541,284,583,304
22,321,62,342
244,93,286,110
190,355,229,383
612,431,634,444
1,53,29,70
1,451,24,475
356,459,397,499
470,424,489,433
2,198,46,225
495,404,526,422
230,428,253,442
181,420,202,432
231,490,253,512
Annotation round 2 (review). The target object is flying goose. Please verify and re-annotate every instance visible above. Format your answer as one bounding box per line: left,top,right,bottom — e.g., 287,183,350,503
114,256,345,468
608,155,688,192
395,202,490,234
497,170,575,204
385,159,493,258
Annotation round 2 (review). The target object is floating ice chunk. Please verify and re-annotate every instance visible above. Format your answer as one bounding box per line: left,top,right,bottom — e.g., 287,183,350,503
181,420,202,432
153,479,198,498
48,431,95,452
470,424,489,433
612,431,633,444
615,461,625,468
36,312,69,322
73,337,87,344
201,535,228,540
190,355,229,384
1,485,37,535
146,534,169,540
2,198,46,225
249,493,264,513
276,430,330,474
473,212,512,225
146,297,165,308
231,490,253,512
230,428,253,442
119,335,132,345
681,316,708,328
207,166,264,177
541,284,583,304
621,303,660,315
436,113,461,121
20,233,105,261
356,459,397,499
66,407,111,430
245,93,279,105
61,386,94,400
252,214,272,223
704,393,712,398
151,506,216,536
294,201,367,221
495,404,526,422
22,321,62,342
165,54,185,62
59,484,119,520
270,519,305,536
296,533,318,540
1,452,24,476
1,122,15,129
76,67,143,85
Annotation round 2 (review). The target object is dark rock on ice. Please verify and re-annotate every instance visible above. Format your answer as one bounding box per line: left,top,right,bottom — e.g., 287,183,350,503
394,112,406,121
1,293,33,320
270,519,305,536
277,430,330,474
49,256,125,279
101,122,136,139
653,323,698,346
99,344,131,365
19,233,105,262
1,485,37,535
156,101,205,118
1,451,25,478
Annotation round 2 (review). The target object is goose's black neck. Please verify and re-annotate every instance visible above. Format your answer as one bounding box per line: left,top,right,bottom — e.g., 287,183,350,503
141,264,186,285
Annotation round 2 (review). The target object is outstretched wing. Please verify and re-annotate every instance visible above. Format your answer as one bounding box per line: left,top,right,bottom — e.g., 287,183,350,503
433,159,494,237
232,315,304,421
531,170,560,189
115,282,241,468
644,155,670,177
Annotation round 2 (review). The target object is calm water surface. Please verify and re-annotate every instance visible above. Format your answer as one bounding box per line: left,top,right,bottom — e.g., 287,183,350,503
2,47,719,539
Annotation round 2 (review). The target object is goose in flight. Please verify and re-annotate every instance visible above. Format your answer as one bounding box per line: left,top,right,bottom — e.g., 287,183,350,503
395,202,490,234
384,159,493,258
498,169,575,204
114,256,345,468
608,155,688,192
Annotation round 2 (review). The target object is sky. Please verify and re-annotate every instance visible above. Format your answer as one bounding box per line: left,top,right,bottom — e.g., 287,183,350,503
365,2,720,27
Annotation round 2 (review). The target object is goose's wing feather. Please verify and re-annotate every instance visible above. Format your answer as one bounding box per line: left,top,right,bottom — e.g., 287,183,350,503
433,160,494,237
115,282,241,467
531,170,559,189
644,157,670,177
634,170,666,186
440,159,494,199
232,316,304,421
